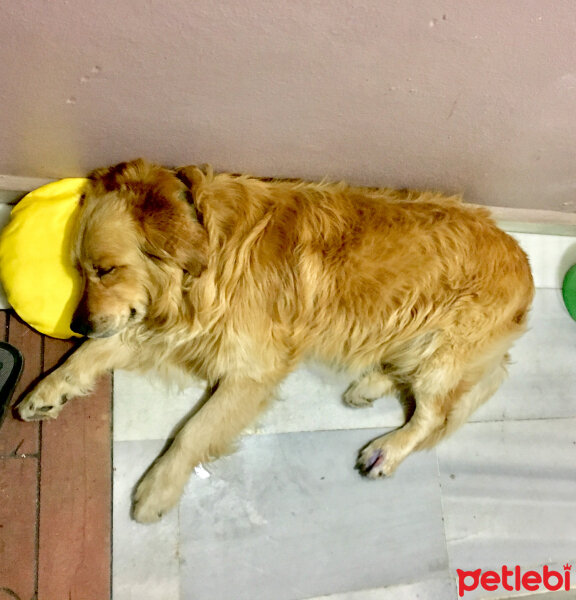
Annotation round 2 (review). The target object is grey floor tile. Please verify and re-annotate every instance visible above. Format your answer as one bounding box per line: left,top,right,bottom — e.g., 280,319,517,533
113,363,405,443
513,593,576,600
113,440,180,600
254,364,404,434
179,429,448,600
438,419,576,598
114,370,206,442
306,574,457,599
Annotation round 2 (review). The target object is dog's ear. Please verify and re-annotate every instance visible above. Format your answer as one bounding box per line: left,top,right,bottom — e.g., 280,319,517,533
133,179,209,277
90,160,209,276
88,159,152,194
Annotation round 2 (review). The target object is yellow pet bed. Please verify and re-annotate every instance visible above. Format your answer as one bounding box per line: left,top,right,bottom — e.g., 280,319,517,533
0,178,87,339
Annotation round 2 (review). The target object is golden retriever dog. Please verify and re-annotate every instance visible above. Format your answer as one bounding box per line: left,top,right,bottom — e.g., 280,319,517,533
17,159,534,523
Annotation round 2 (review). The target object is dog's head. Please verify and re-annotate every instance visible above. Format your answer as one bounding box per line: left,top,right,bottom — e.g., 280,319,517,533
70,159,208,338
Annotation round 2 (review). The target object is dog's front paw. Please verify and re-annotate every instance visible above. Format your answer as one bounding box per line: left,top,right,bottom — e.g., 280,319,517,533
343,386,375,408
17,389,66,421
132,459,186,524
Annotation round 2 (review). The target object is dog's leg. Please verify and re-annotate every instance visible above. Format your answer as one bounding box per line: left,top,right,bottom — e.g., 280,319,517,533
415,354,509,450
356,353,509,478
356,382,456,478
17,337,132,421
343,369,396,408
132,375,278,523
356,348,464,478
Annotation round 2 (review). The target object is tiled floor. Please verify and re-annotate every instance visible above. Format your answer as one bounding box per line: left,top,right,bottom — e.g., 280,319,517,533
0,312,112,599
112,232,576,600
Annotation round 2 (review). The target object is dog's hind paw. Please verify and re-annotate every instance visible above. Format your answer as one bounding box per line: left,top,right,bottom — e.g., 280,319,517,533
356,435,406,479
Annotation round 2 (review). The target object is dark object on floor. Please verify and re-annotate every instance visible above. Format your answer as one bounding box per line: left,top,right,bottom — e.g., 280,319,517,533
0,341,24,428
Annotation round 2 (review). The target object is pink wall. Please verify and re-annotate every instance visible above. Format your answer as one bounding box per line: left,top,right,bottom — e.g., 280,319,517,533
1,0,576,211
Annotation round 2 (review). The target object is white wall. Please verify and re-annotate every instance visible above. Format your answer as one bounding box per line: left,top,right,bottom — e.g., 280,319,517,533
1,0,576,211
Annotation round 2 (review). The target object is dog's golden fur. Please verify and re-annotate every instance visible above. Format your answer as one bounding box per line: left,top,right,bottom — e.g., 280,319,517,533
17,159,534,523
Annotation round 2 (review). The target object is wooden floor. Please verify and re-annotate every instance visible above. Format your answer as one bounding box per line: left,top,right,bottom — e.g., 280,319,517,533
0,310,112,600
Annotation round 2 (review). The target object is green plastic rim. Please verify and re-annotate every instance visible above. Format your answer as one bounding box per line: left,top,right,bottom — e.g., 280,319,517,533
562,264,576,321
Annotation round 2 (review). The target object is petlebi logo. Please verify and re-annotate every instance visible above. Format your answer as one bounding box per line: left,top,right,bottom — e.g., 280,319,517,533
457,563,572,597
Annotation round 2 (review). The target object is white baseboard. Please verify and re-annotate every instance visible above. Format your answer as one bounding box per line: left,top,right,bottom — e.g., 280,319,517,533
0,204,13,308
490,206,576,237
0,174,56,203
0,173,56,192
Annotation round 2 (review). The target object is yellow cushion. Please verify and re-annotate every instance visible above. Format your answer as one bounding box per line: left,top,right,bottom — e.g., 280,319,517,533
0,178,88,339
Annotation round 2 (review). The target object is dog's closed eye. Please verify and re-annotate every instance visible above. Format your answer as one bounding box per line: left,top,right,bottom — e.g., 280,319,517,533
95,266,117,278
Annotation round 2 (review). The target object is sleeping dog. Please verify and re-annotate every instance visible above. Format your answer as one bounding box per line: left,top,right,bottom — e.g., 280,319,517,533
17,159,534,523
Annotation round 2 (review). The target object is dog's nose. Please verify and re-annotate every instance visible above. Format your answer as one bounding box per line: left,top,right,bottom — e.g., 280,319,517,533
70,315,91,337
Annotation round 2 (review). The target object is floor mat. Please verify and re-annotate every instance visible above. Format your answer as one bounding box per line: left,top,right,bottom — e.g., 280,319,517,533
0,340,23,428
